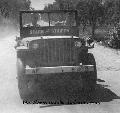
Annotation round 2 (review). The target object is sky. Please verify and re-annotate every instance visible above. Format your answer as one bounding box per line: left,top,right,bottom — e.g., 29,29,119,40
31,0,55,10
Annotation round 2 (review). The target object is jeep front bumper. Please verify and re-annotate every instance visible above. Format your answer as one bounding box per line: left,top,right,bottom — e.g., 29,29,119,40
25,65,94,75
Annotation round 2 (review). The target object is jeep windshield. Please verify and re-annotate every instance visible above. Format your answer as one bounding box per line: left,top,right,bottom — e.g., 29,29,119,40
21,10,77,27
20,10,79,38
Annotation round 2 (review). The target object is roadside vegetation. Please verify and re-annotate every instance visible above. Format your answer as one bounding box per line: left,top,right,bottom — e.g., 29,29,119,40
1,0,120,48
0,0,31,33
44,0,120,47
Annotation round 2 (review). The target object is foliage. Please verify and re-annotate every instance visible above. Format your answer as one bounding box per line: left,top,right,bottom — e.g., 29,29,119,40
44,0,105,38
44,0,78,10
0,0,31,24
76,0,104,37
104,0,120,26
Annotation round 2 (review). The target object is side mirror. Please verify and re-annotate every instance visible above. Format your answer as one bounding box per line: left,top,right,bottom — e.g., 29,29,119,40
87,43,94,49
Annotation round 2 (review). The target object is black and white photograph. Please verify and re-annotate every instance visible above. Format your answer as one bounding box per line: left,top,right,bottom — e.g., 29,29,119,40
0,0,120,113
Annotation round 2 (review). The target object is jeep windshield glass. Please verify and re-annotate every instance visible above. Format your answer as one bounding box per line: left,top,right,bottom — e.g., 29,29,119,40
22,12,76,27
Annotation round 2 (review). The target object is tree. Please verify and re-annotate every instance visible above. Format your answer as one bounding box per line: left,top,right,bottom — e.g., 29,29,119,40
44,0,79,11
104,0,120,27
54,0,78,9
76,0,89,32
44,0,105,38
0,0,31,24
76,0,104,38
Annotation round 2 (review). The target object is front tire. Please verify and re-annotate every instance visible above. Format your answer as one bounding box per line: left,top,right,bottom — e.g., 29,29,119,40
17,58,35,102
81,53,97,91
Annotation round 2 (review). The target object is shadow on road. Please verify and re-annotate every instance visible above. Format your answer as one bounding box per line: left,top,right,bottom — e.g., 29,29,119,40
40,104,63,108
40,83,120,108
87,84,120,103
97,78,105,82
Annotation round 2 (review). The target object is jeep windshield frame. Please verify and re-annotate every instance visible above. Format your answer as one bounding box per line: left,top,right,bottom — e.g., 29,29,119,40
19,10,79,38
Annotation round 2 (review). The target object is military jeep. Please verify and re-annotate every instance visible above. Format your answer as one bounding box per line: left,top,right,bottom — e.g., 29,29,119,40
15,10,97,103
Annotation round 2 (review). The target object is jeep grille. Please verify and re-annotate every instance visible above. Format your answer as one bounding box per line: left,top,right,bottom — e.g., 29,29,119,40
25,38,79,67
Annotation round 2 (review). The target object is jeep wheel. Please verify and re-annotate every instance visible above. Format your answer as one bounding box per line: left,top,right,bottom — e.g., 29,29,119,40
17,58,35,102
81,53,97,91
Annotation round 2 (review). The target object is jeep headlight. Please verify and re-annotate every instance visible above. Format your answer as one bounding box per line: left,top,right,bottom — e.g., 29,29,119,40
75,41,82,47
31,42,39,49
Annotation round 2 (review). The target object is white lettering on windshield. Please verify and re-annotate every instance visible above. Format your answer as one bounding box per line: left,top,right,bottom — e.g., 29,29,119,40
52,28,70,33
30,30,44,35
30,28,70,35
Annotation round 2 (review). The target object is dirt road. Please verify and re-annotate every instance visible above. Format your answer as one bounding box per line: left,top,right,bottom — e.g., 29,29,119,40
0,34,120,113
